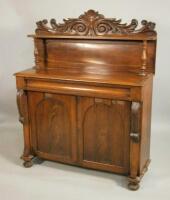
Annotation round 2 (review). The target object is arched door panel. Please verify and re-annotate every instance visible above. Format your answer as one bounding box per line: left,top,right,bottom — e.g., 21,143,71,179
28,92,77,163
78,97,130,174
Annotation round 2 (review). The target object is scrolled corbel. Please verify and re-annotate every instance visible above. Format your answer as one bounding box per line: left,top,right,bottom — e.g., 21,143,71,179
131,102,141,143
17,89,28,124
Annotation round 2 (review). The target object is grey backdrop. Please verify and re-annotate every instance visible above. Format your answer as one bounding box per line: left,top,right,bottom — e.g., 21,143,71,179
0,0,170,199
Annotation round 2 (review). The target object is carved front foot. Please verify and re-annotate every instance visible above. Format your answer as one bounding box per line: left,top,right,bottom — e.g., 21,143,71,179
128,177,140,191
23,160,33,168
22,156,44,168
128,182,140,191
21,154,34,168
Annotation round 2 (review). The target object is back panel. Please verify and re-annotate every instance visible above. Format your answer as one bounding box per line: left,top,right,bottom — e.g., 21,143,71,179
34,38,156,74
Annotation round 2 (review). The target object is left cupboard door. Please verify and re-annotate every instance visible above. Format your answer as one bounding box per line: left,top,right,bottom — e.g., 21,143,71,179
28,91,77,164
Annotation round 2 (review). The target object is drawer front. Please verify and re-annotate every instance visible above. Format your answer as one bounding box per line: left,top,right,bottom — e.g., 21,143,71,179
26,79,131,100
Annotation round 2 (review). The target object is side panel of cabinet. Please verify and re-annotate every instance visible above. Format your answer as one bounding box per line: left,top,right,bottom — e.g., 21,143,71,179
78,97,130,174
28,92,77,164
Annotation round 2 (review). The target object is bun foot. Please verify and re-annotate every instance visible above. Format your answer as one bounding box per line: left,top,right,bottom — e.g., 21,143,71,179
128,182,140,191
23,161,33,168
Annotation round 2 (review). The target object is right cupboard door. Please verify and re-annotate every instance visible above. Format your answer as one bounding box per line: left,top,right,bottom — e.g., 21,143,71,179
78,97,131,174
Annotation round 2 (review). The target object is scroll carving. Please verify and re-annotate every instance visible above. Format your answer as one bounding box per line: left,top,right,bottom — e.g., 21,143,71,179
17,89,28,124
35,10,156,37
130,102,141,143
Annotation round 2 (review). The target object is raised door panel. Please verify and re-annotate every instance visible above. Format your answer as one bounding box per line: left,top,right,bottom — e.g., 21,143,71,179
78,97,130,174
28,92,77,163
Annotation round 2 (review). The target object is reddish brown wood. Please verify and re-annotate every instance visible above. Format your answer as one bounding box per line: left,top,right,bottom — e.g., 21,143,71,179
77,97,130,174
14,10,157,190
30,10,156,74
34,38,46,70
33,39,156,74
16,88,33,167
141,40,148,75
35,10,156,38
28,92,77,163
129,102,141,190
140,77,153,173
15,68,153,87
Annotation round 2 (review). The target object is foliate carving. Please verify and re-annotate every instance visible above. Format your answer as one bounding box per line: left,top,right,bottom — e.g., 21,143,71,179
36,10,156,36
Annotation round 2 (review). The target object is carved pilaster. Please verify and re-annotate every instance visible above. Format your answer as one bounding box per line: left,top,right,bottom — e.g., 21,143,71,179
16,89,34,167
129,101,141,190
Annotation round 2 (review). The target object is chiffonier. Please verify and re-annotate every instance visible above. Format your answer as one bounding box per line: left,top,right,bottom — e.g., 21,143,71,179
15,10,157,190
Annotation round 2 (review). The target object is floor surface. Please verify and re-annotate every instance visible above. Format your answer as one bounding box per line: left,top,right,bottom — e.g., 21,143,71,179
0,120,170,200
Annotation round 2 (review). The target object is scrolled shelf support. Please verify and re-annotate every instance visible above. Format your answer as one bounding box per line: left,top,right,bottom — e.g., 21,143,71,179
140,40,148,76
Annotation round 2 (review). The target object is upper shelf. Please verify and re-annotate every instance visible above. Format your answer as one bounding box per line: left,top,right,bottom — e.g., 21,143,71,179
29,9,157,41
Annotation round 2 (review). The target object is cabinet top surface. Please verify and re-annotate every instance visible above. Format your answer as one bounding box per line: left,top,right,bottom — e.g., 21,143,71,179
15,68,153,87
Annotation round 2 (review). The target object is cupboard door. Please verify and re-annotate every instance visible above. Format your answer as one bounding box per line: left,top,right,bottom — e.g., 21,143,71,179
78,97,130,174
28,92,77,163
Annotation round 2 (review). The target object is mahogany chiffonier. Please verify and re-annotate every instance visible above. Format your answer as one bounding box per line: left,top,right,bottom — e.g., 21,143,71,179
15,10,157,190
